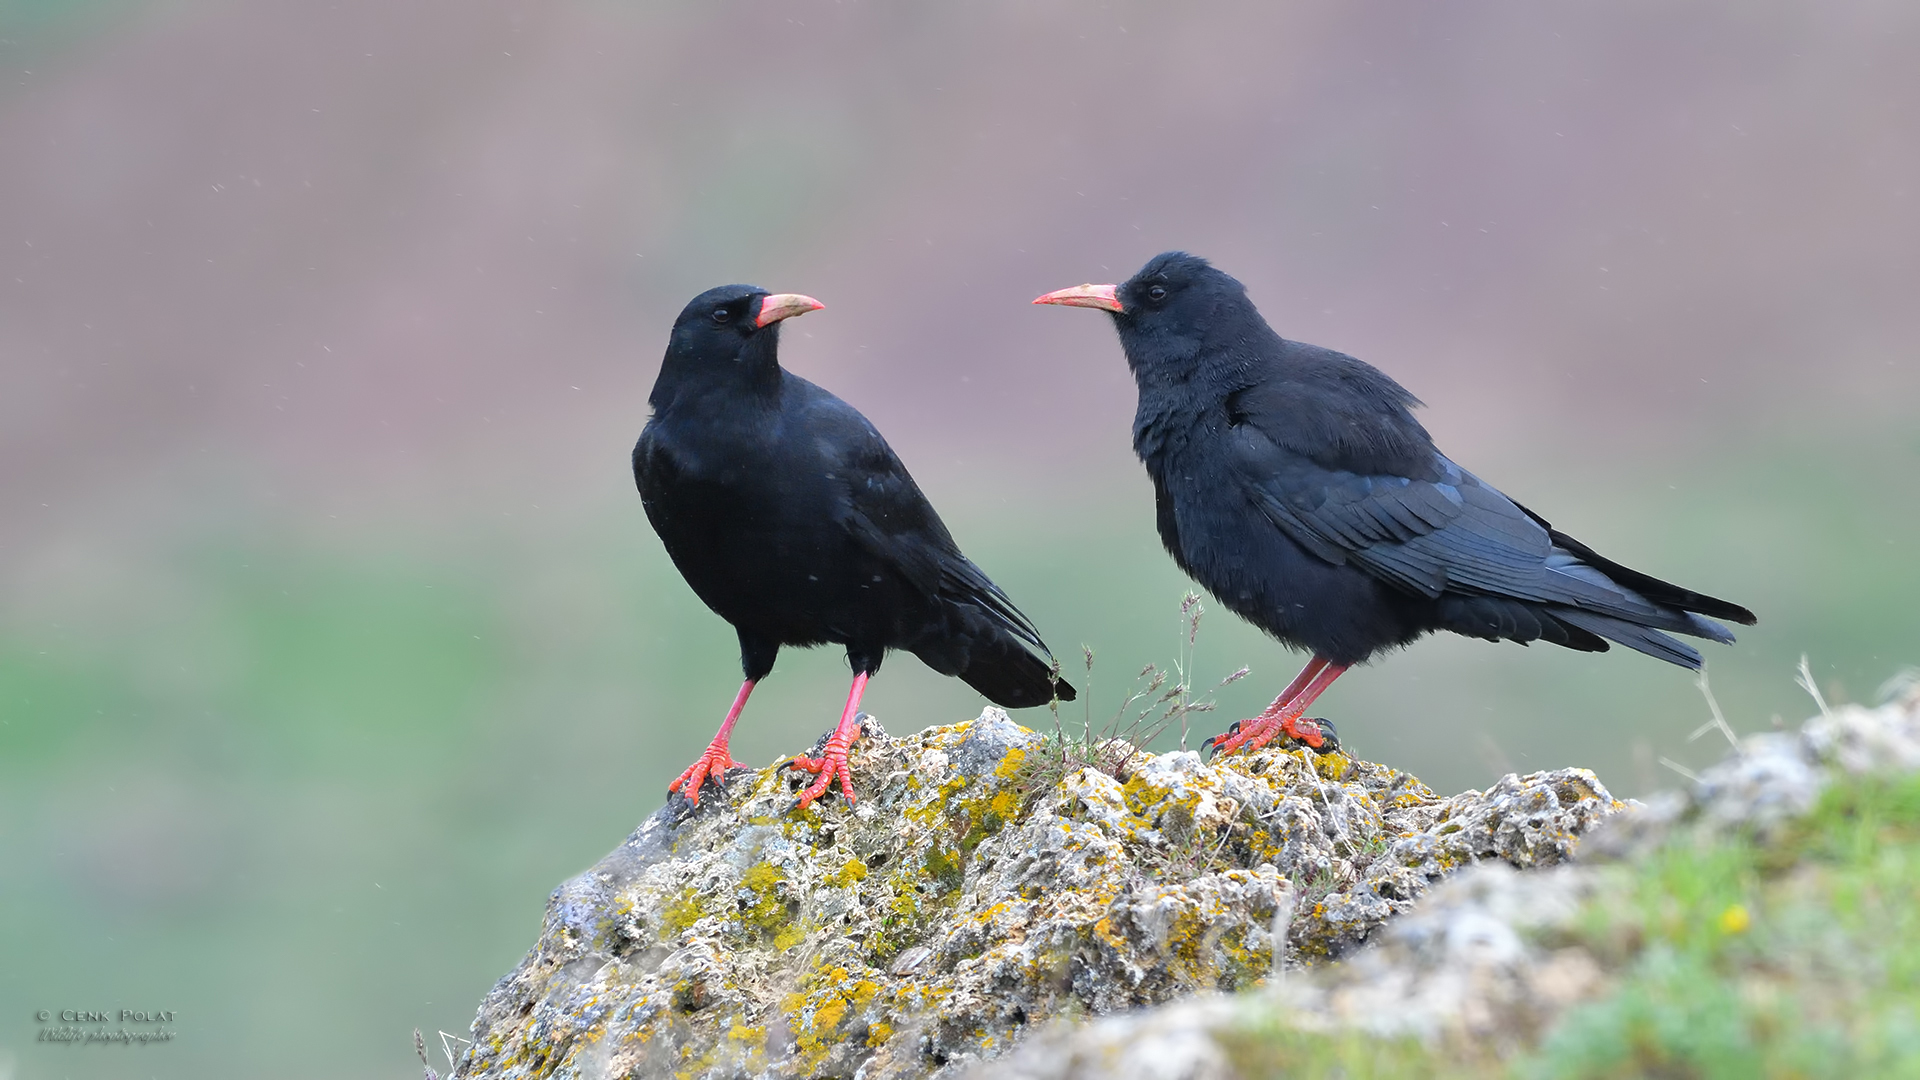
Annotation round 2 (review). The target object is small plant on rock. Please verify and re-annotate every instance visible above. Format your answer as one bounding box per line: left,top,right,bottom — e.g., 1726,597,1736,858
1015,592,1250,804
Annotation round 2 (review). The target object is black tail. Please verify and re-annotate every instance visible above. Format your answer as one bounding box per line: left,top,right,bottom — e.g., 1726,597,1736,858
1547,609,1712,670
913,612,1076,707
1535,527,1754,671
1433,519,1756,671
919,558,1077,707
1546,528,1757,627
951,629,1077,707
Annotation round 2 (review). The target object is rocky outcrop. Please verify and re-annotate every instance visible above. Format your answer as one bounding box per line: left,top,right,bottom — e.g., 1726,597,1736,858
972,685,1920,1080
453,710,1622,1080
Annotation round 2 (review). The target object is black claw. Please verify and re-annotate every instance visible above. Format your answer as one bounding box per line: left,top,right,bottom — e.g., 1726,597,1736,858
669,786,721,825
1201,720,1241,760
1304,718,1341,755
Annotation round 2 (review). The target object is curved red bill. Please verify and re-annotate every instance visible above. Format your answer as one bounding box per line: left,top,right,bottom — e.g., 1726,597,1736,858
1032,283,1122,312
755,293,825,328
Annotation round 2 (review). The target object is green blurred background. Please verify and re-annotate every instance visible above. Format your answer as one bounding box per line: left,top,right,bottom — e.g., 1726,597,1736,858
1,2,1915,1077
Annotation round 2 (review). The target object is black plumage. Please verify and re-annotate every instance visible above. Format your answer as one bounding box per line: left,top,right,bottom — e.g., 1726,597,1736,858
1036,253,1754,757
636,285,1072,808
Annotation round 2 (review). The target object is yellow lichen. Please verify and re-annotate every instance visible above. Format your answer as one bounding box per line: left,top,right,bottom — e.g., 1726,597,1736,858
738,860,793,938
727,1019,764,1043
659,887,703,936
993,745,1029,779
828,857,869,887
814,995,849,1033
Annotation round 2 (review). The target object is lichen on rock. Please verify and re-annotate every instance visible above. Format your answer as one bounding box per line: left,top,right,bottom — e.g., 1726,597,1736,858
974,683,1920,1080
454,709,1622,1080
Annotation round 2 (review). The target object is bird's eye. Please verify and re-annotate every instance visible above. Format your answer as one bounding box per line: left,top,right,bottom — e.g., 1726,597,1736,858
711,307,733,324
1146,285,1168,302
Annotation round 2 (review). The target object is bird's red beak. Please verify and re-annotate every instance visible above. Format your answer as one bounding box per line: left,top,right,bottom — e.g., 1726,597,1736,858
1033,283,1122,313
755,293,825,328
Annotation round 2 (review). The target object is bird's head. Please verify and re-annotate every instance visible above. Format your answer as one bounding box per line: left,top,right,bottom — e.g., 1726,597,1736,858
655,285,824,405
1034,252,1256,381
667,284,823,359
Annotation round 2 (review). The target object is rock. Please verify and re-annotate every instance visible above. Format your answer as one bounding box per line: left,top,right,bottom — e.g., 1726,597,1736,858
1682,685,1920,838
971,685,1920,1079
453,709,1623,1080
1692,730,1825,834
1280,861,1606,1054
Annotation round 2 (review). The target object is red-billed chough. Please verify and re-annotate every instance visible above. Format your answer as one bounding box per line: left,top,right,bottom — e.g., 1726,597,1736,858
1036,253,1754,758
635,285,1073,809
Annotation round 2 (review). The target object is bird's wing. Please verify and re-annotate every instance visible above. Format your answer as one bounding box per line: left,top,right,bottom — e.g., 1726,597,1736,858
1226,424,1685,624
631,424,676,512
816,402,1051,654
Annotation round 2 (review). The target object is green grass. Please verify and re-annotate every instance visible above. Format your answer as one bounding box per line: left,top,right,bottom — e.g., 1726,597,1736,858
1219,1026,1480,1080
1528,775,1920,1079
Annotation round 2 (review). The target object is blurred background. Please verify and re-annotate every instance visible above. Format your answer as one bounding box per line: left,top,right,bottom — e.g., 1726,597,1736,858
1,1,1915,1076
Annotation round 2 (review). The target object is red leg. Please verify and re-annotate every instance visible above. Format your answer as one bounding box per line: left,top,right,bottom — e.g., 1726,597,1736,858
1263,656,1331,716
1206,657,1348,757
668,679,757,806
787,672,870,810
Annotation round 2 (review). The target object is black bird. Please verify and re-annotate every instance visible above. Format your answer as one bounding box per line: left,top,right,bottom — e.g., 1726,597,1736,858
635,285,1073,809
1036,253,1754,758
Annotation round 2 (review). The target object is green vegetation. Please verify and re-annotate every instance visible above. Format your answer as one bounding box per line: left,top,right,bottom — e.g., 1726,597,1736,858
1220,773,1920,1079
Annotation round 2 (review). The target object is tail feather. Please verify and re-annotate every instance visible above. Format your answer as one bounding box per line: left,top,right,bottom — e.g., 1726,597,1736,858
1550,609,1706,670
1544,528,1757,626
922,556,1075,707
1435,570,1743,672
952,633,1077,707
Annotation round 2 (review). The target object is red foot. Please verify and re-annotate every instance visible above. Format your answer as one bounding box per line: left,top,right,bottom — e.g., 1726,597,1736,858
668,743,748,806
1205,711,1333,757
784,672,873,811
787,724,865,810
668,679,759,807
1203,657,1348,759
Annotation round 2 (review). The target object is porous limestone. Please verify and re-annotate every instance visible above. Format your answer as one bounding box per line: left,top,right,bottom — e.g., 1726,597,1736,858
454,709,1623,1080
972,682,1920,1080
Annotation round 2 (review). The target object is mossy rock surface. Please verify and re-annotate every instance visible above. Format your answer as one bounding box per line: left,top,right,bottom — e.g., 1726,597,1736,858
454,709,1621,1080
974,689,1920,1080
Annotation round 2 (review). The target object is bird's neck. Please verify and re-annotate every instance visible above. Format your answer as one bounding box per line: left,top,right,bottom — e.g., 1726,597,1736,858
649,336,784,415
1131,390,1205,464
1126,343,1248,464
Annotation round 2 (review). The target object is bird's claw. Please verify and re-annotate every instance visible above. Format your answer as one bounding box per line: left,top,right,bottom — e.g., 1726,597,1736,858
667,746,751,807
1205,713,1340,759
783,753,860,811
780,789,858,816
1300,718,1341,755
783,719,867,812
1201,720,1243,760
